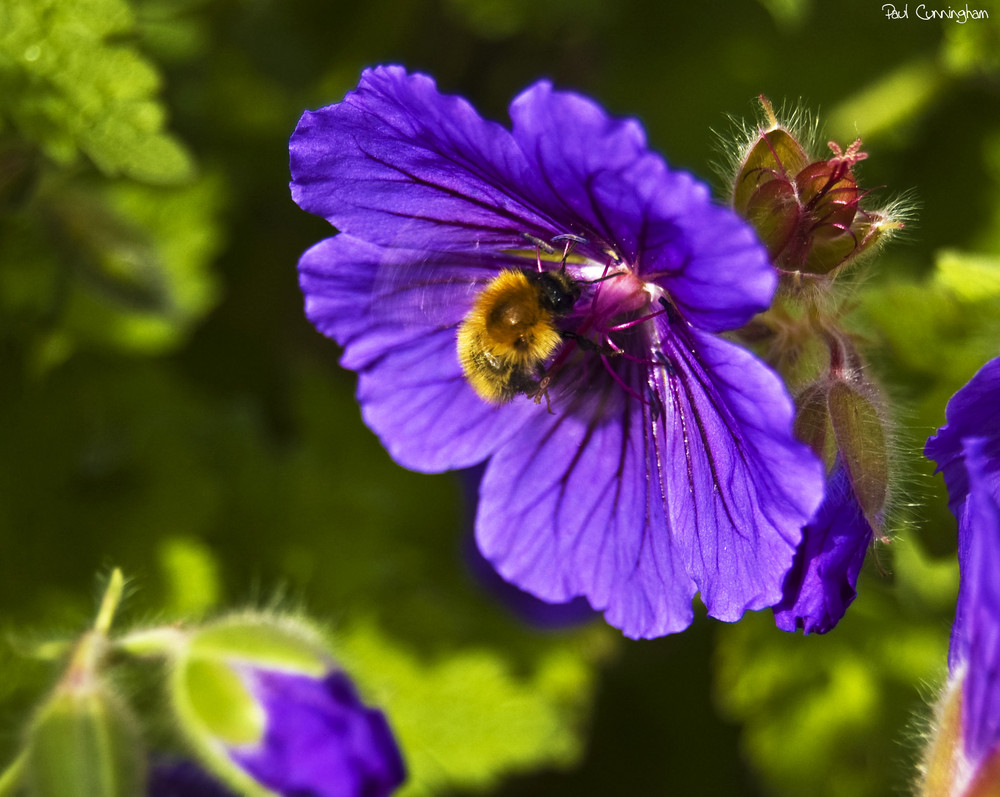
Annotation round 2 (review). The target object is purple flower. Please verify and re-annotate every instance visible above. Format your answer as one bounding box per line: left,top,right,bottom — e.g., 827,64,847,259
925,356,1000,522
772,460,874,634
228,668,405,797
149,759,239,797
925,356,1000,791
290,66,825,639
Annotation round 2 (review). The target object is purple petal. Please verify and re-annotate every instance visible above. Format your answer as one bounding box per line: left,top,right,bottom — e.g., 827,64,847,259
950,438,1000,770
651,325,825,622
772,463,873,634
299,234,537,472
925,355,1000,517
509,82,775,331
476,378,698,639
292,66,774,332
229,668,405,797
464,530,599,629
459,464,598,629
290,66,548,252
475,325,824,639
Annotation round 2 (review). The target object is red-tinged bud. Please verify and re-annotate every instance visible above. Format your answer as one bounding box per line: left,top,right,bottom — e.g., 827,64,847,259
730,97,904,281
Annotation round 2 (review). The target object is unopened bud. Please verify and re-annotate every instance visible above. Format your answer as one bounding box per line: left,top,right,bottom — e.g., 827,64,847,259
920,680,963,797
731,97,903,280
170,613,405,797
794,381,833,460
23,634,145,797
827,377,890,537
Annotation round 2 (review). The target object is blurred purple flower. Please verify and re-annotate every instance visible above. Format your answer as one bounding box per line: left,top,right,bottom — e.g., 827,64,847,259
773,460,874,634
149,759,238,797
925,356,1000,792
290,66,824,639
227,668,405,797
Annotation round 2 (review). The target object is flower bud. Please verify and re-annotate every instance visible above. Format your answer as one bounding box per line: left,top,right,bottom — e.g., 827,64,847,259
827,377,890,537
22,633,146,797
170,613,405,797
731,97,903,280
792,363,891,539
775,366,891,634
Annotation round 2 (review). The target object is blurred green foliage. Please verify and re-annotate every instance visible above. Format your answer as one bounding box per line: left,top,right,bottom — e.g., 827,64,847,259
1,0,999,794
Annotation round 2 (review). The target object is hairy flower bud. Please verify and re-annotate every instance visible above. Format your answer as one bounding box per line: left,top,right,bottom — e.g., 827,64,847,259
792,366,891,536
170,613,405,797
23,633,145,797
731,97,903,280
827,377,890,536
775,365,890,634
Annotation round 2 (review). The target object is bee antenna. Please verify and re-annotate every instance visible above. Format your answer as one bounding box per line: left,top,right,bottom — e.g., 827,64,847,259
584,271,625,285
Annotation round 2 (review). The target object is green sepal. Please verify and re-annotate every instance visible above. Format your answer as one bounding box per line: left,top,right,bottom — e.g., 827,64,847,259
918,679,962,797
167,613,334,797
794,382,833,462
186,616,330,676
743,178,800,261
733,128,808,215
175,656,264,746
828,379,890,534
23,686,145,797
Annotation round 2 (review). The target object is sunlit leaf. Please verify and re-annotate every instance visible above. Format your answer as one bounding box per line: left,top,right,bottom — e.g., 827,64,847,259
337,620,598,795
0,0,193,183
715,535,955,797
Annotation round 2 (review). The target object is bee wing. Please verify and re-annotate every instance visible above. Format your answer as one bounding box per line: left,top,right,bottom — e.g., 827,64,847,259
369,248,533,331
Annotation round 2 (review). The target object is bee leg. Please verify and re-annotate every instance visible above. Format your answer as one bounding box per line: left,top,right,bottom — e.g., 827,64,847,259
509,372,554,413
530,376,554,414
561,330,618,356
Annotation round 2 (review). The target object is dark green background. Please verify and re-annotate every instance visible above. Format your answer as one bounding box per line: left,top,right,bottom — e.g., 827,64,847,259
2,0,999,794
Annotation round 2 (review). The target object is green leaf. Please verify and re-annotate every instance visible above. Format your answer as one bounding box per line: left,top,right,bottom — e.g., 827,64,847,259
0,0,194,184
1,173,225,357
336,621,599,796
828,58,945,144
935,249,1000,303
715,535,956,797
157,537,221,617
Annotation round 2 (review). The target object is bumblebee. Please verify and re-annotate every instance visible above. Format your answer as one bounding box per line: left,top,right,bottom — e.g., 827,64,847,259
457,268,581,404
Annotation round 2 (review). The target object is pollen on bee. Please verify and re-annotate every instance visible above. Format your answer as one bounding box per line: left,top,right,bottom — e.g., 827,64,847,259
469,270,562,361
456,268,573,405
